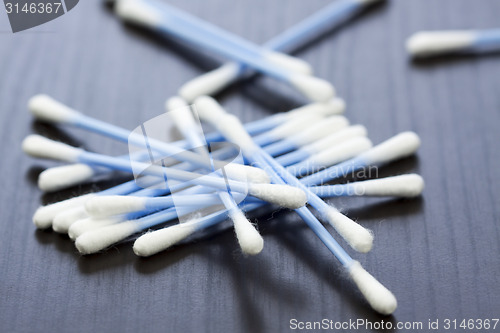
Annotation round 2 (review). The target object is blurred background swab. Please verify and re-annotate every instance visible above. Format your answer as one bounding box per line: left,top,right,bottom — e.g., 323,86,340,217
179,0,385,101
115,0,335,102
196,96,374,253
407,28,500,58
167,96,263,255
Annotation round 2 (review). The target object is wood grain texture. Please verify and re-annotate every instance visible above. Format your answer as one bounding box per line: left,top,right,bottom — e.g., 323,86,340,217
0,0,499,332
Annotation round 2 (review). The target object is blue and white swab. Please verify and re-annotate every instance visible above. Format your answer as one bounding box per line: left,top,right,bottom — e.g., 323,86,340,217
115,0,335,102
167,96,263,255
407,29,500,57
87,174,424,219
22,135,307,209
28,95,270,184
30,95,345,191
178,0,384,101
195,96,374,253
192,96,397,315
300,132,421,186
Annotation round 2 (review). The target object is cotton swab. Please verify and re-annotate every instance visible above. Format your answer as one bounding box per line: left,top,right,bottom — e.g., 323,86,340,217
28,95,270,184
87,174,424,219
275,125,368,166
256,116,350,157
300,132,421,186
23,135,308,210
115,0,335,102
406,28,500,57
179,0,385,101
33,98,345,192
196,96,374,253
310,174,424,198
286,136,373,176
167,96,263,255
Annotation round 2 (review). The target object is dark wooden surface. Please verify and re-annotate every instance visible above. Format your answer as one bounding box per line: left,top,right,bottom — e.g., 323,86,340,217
1,1,499,332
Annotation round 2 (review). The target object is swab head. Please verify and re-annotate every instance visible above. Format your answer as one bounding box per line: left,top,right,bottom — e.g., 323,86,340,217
114,0,162,27
75,220,139,254
22,135,81,162
311,136,373,167
230,209,263,255
223,163,270,184
348,260,398,315
360,131,420,165
38,164,96,192
133,222,197,257
266,51,313,75
68,216,122,240
85,196,147,218
304,125,368,154
288,98,346,118
248,184,307,209
32,193,94,229
351,174,424,197
268,114,324,140
52,207,89,233
28,94,80,124
291,116,350,146
179,63,241,102
406,31,475,57
325,209,373,253
289,74,335,103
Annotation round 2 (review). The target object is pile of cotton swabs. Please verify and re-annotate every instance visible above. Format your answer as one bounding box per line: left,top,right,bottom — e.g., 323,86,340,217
22,0,425,315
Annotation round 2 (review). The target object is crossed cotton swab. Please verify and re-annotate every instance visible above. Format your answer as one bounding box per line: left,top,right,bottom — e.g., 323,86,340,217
22,135,307,209
114,0,335,102
166,96,264,255
407,28,500,58
192,96,397,314
178,0,385,101
196,96,374,253
28,95,269,185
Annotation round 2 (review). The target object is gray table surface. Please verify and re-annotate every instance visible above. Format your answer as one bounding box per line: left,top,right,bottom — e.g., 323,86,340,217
0,0,499,332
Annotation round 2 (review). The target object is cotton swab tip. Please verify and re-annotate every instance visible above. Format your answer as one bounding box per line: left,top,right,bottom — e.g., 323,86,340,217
249,184,307,209
52,207,88,233
348,260,398,315
289,74,335,102
22,135,81,162
68,216,121,240
224,164,271,184
85,196,146,218
361,131,420,165
326,209,373,253
230,209,263,255
351,174,425,197
115,0,162,27
133,223,197,257
75,220,138,254
28,94,80,123
179,63,240,102
406,31,475,57
32,194,93,229
38,164,96,192
266,51,313,75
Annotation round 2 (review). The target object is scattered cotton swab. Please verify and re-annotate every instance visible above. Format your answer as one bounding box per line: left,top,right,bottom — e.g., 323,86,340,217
407,29,500,57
